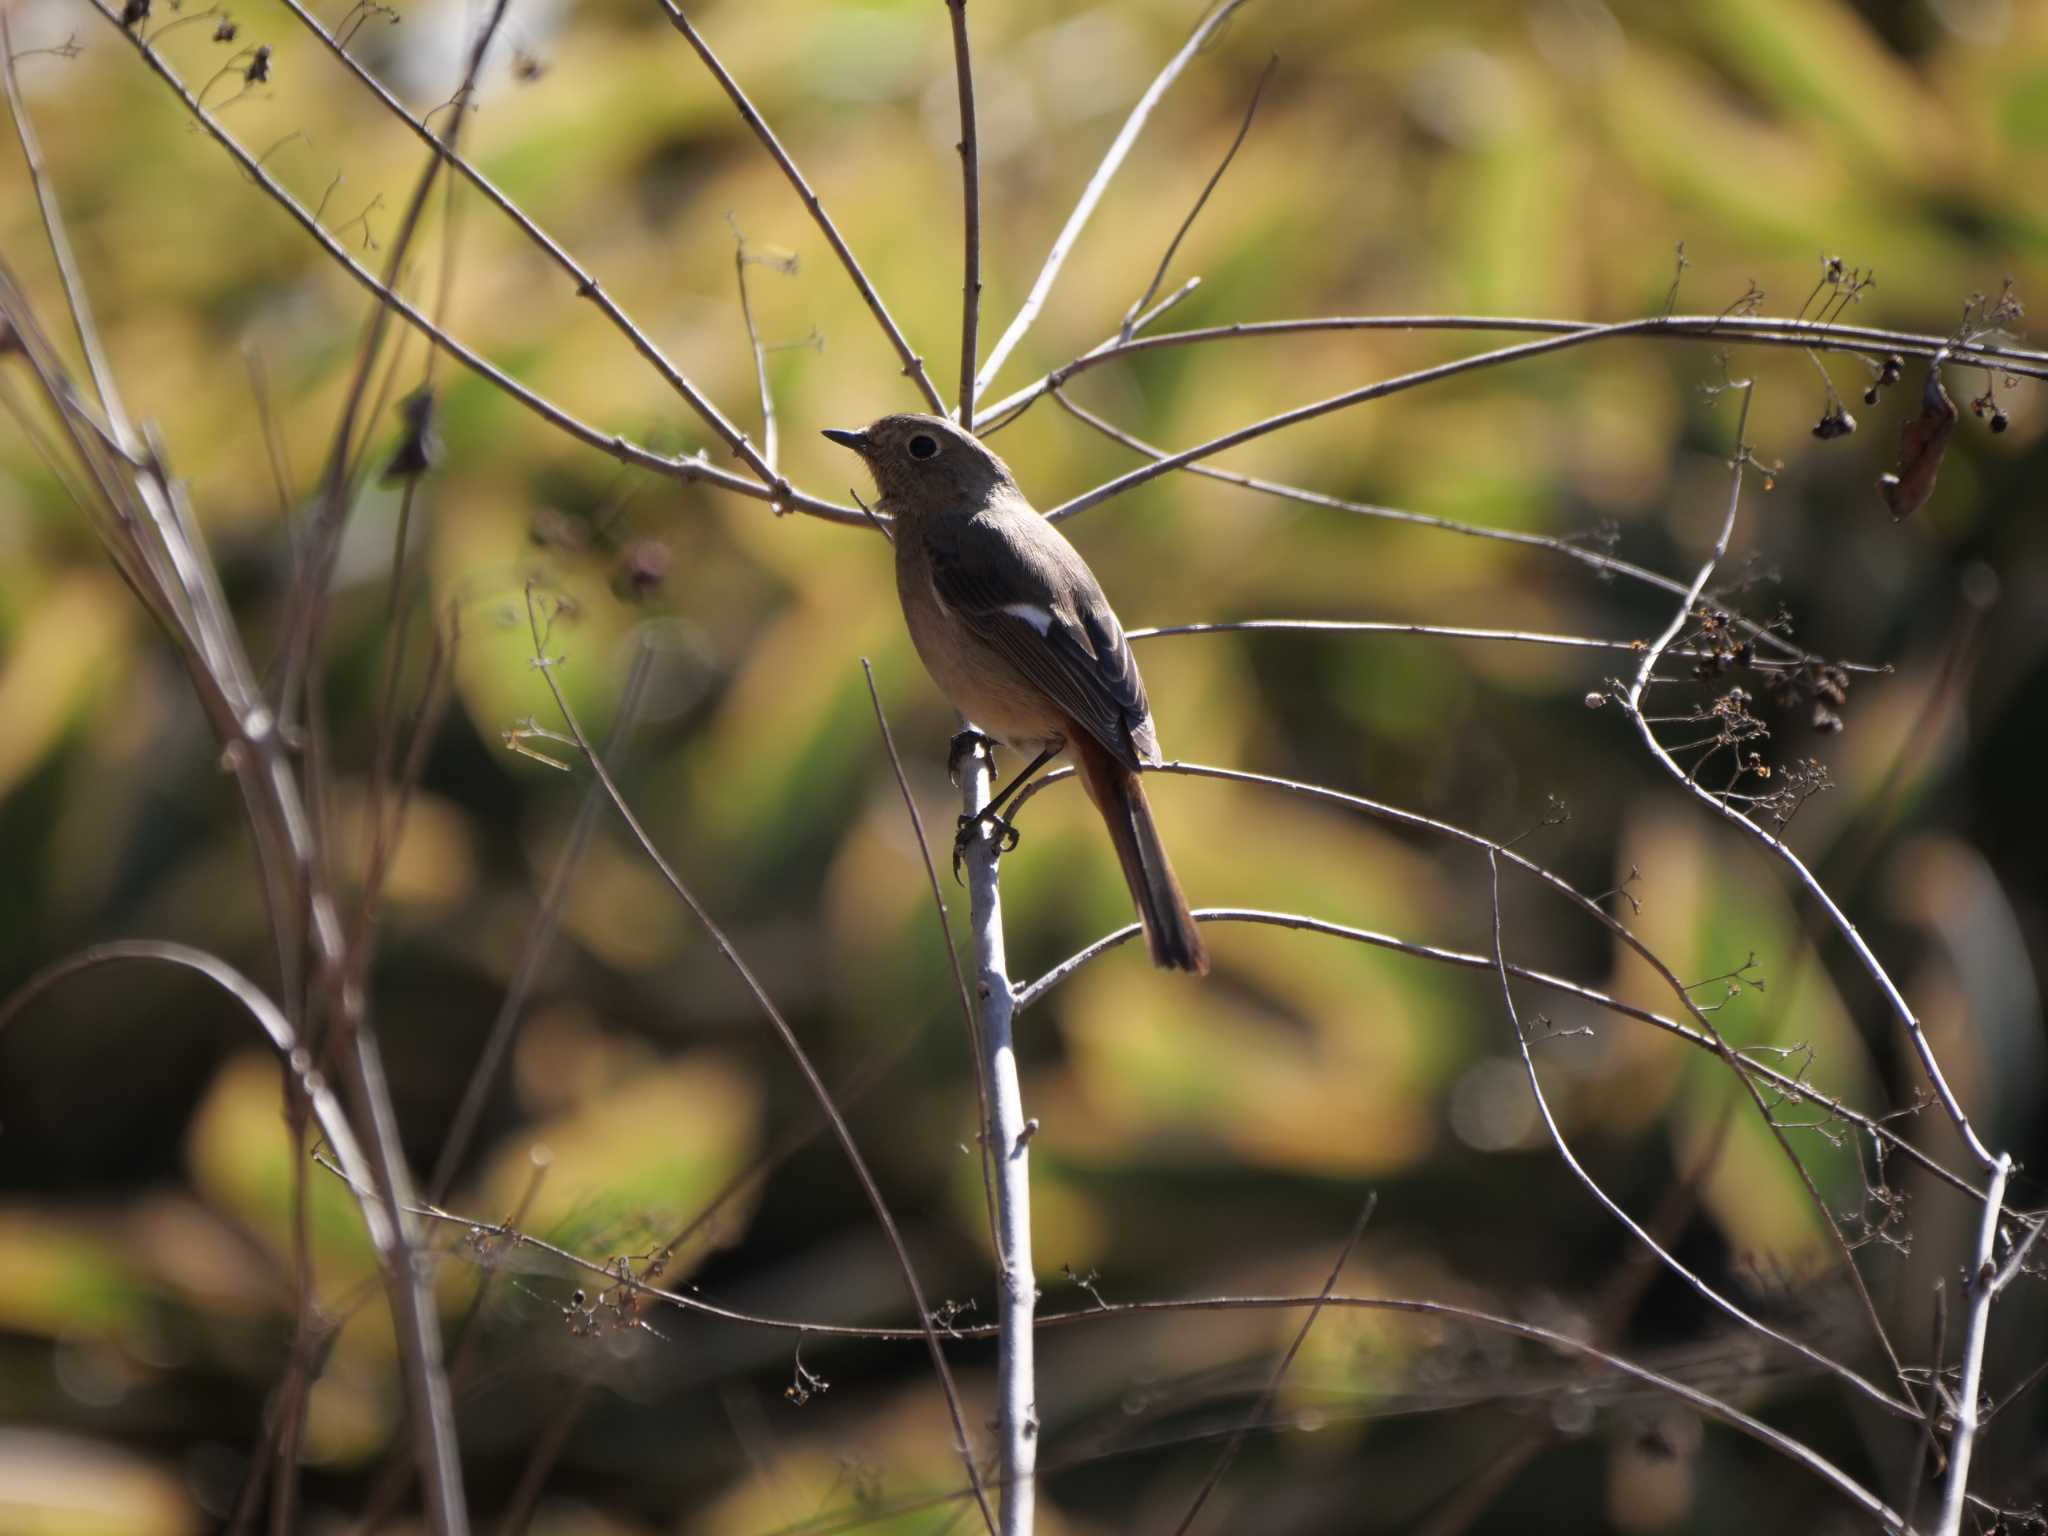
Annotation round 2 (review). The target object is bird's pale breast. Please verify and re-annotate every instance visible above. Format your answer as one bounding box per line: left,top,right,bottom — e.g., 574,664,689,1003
896,526,1070,751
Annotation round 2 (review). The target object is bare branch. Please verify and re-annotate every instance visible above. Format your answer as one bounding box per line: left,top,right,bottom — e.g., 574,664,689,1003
315,1167,1919,1536
947,0,981,426
90,1,860,523
973,0,1252,400
521,591,996,1536
1049,386,1878,675
1122,53,1275,344
1002,761,1982,1209
428,639,657,1201
1173,1195,1375,1535
274,0,789,497
1618,376,1996,1170
981,311,2048,426
1933,1155,2012,1536
1047,319,1712,522
953,732,1036,1536
2,15,137,452
1129,616,1823,663
1483,848,1914,1420
728,217,793,485
858,660,999,1256
652,0,946,413
0,942,392,1252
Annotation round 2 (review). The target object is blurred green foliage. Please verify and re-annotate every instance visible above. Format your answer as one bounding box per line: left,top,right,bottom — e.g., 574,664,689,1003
1,0,2045,1531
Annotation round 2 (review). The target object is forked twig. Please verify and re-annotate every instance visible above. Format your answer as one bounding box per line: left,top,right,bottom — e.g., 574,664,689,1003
1483,847,1914,1419
973,0,1252,400
1619,377,1996,1171
1122,52,1276,343
653,0,946,413
1049,386,1864,674
90,2,858,522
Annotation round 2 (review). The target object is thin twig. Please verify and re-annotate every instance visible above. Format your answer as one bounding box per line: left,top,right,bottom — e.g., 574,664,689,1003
273,0,788,496
1173,1195,1375,1535
282,0,508,743
90,4,856,523
1016,891,1987,1216
1483,847,1915,1420
2,15,137,453
429,638,658,1201
978,311,2048,426
728,217,791,485
0,943,391,1248
521,590,996,1536
1046,319,1696,522
1050,387,1873,674
1121,53,1275,343
974,0,1252,401
652,0,946,413
1129,616,1828,663
1003,758,1989,1207
1618,376,1996,1170
858,660,999,1257
947,0,980,426
315,1164,1924,1536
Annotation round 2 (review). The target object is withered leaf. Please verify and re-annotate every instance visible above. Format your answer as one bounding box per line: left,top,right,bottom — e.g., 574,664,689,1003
1877,366,1958,522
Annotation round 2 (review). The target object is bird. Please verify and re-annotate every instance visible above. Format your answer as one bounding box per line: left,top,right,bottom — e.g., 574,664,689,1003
824,413,1208,975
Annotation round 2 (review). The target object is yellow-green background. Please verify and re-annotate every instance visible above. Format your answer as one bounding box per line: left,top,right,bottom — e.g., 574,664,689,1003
1,0,2045,1531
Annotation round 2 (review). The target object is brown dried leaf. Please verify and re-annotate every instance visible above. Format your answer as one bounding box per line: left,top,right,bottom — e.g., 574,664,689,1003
1876,367,1958,521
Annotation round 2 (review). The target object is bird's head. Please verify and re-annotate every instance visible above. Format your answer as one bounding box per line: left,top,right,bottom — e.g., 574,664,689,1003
821,413,1015,518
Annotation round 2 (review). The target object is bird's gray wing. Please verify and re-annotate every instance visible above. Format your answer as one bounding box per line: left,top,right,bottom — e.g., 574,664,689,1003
923,504,1154,769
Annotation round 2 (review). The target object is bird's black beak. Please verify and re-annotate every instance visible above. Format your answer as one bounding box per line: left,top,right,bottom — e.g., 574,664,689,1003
820,427,869,454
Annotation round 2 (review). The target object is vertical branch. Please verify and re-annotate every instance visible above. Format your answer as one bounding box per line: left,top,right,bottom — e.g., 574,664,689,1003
1932,1154,2011,1536
959,742,1035,1535
946,0,980,427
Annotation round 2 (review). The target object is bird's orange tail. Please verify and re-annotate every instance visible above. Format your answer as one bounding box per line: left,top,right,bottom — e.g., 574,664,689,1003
1072,734,1208,974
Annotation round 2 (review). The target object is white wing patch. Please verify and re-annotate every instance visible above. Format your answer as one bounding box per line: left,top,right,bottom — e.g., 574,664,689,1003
1000,601,1056,636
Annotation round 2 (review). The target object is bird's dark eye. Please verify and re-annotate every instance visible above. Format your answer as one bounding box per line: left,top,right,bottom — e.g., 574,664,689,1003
907,433,939,460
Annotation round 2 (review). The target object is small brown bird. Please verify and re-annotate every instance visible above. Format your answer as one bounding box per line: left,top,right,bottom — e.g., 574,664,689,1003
825,413,1208,974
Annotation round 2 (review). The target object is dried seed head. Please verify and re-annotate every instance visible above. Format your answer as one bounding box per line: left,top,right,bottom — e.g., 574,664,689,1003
1812,406,1857,441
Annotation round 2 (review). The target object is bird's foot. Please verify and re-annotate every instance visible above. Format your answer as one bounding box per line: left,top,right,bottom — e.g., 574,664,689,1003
952,806,1022,883
947,728,996,787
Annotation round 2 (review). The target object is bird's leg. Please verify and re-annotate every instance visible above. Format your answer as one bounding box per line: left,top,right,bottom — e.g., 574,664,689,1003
953,746,1057,882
